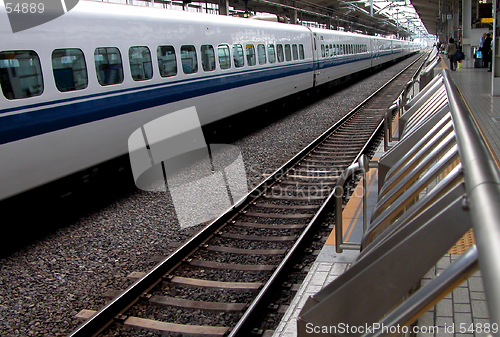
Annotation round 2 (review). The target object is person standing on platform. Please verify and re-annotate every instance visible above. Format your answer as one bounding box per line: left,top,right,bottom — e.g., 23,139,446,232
481,33,492,70
446,38,458,71
479,33,486,50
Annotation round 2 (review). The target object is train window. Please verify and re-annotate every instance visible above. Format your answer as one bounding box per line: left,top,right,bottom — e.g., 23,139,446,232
325,45,329,57
320,44,325,58
285,44,291,61
246,44,256,66
292,44,298,60
181,45,198,74
157,45,177,77
94,47,124,86
233,44,244,68
0,50,43,99
218,44,231,70
201,45,215,71
257,44,266,65
299,45,305,59
52,48,88,92
329,44,332,57
277,44,284,62
129,46,153,81
268,44,276,63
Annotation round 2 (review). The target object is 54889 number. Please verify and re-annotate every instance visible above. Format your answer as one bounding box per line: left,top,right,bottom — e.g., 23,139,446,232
5,3,45,13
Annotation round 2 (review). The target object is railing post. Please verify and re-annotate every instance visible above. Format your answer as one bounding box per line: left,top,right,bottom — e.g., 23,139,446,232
334,155,369,253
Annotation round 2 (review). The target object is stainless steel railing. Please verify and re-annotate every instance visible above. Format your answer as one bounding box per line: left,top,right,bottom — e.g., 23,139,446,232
298,68,500,336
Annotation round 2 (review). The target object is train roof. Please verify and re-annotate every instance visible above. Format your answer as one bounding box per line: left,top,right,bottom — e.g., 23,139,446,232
0,0,312,35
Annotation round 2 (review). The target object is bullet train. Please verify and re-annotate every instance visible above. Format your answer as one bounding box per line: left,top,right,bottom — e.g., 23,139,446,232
0,0,420,201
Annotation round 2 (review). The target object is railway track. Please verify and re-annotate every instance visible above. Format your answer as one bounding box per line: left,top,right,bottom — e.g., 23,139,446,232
70,53,427,337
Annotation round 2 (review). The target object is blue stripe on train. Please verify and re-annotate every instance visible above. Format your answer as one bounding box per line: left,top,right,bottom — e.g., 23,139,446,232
0,52,401,145
0,62,314,145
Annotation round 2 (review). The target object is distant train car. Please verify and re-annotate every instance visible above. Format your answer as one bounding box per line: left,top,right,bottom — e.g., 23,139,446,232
0,0,420,201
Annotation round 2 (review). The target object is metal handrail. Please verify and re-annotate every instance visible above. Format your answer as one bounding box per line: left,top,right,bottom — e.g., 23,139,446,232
443,69,500,329
365,69,500,333
365,246,479,337
298,67,500,337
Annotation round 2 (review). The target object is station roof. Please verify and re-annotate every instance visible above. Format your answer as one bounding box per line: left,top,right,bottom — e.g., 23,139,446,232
228,0,410,37
410,0,439,35
223,0,432,38
116,0,434,39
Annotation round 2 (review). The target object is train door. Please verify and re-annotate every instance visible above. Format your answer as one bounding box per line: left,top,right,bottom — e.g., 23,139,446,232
313,33,324,86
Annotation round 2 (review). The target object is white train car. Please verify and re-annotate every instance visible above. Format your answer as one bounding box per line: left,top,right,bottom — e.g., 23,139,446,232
0,0,419,201
0,1,315,201
309,28,374,86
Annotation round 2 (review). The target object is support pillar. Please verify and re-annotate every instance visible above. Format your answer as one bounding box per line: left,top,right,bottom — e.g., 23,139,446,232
218,0,229,15
291,9,298,24
462,0,472,68
493,0,500,96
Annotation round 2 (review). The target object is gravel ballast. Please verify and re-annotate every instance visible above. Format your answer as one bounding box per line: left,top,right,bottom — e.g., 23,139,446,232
0,55,420,337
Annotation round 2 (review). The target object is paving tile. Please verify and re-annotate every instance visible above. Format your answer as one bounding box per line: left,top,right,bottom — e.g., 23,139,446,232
418,311,435,326
310,271,329,286
436,299,453,317
468,277,485,292
454,303,472,313
470,292,486,300
455,312,473,326
436,316,454,327
416,332,435,337
453,287,471,304
471,301,490,319
330,263,348,276
436,255,451,270
316,262,332,272
435,331,453,337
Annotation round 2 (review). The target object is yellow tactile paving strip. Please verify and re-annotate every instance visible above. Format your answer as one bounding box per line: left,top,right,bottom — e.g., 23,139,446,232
448,228,475,254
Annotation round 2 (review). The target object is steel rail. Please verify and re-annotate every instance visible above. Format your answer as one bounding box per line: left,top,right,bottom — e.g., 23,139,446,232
229,53,427,336
68,53,426,337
